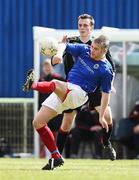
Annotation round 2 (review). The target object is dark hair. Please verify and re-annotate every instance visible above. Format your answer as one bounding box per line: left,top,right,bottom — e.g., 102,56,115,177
78,14,95,26
94,35,110,49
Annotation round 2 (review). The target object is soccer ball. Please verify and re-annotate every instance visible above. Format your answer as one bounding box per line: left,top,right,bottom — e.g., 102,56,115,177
40,37,58,57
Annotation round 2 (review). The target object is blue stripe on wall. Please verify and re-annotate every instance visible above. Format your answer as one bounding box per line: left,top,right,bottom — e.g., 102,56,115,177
0,0,139,97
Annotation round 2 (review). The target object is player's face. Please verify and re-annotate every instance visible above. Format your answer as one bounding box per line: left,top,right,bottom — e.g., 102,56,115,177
78,18,93,37
90,43,106,60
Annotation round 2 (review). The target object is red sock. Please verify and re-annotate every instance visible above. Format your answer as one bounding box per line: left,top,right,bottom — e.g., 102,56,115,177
37,125,61,158
32,81,56,93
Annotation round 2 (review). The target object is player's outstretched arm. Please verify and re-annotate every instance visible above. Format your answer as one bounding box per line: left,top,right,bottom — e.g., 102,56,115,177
52,42,67,65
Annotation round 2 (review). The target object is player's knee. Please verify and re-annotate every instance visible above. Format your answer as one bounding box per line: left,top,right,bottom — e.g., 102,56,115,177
61,123,71,132
61,117,75,131
32,118,46,129
51,79,61,88
32,118,38,129
52,80,67,92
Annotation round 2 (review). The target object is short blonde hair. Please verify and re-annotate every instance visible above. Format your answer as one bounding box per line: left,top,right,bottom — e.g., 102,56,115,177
94,35,110,49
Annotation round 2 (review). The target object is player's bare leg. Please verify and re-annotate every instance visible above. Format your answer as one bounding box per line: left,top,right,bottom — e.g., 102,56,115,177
23,70,71,170
33,106,64,170
23,69,68,102
95,106,116,161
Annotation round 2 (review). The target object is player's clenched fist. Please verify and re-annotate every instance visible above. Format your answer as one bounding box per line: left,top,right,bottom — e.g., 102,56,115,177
52,54,63,65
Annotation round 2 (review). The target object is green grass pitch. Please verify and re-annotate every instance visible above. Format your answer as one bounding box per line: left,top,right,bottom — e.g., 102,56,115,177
0,158,139,180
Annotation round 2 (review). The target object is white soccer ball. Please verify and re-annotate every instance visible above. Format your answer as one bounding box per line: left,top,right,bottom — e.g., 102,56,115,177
40,37,58,57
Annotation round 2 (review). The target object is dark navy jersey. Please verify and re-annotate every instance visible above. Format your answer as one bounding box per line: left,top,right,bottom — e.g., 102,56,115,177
66,43,114,94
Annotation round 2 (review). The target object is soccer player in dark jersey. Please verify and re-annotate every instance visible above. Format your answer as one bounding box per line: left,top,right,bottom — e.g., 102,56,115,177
23,35,115,170
51,14,116,160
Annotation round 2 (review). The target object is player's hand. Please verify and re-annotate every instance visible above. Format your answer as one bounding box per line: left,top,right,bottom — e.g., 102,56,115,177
62,35,69,43
52,54,63,65
133,125,139,134
99,117,109,132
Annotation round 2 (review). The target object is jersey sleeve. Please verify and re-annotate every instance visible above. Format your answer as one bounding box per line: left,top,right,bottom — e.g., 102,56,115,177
65,43,85,57
100,71,114,93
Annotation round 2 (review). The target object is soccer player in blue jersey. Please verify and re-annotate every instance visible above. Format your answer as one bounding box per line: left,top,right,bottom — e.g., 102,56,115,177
23,35,116,170
54,14,116,160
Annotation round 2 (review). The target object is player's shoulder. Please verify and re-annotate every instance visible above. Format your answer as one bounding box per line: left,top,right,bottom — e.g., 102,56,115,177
68,36,80,43
100,60,113,75
68,43,89,49
89,36,94,42
76,43,90,53
68,35,94,44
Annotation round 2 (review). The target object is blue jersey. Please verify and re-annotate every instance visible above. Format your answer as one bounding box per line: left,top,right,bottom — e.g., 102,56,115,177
66,43,114,93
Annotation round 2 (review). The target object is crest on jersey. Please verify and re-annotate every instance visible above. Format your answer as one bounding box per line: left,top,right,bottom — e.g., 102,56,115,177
93,64,99,69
